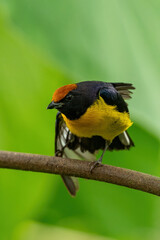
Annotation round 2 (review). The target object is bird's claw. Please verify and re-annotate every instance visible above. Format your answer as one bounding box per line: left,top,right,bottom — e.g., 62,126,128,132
89,160,102,173
55,150,63,157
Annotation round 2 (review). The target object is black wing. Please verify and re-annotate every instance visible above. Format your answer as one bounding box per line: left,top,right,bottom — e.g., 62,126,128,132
99,86,129,112
112,82,135,100
99,83,135,149
55,112,79,196
55,112,97,160
55,112,99,196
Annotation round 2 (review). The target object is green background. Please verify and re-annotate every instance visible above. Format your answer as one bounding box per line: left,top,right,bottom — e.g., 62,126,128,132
0,0,160,239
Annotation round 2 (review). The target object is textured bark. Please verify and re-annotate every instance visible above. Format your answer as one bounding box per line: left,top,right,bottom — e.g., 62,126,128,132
0,150,160,196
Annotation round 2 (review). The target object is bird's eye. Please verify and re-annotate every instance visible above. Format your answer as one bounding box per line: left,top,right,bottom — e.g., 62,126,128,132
65,94,73,101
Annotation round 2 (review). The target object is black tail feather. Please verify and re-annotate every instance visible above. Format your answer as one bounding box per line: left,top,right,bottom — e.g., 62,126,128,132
61,175,78,197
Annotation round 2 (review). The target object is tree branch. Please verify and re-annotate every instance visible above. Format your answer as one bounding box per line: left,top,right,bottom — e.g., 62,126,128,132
0,150,160,196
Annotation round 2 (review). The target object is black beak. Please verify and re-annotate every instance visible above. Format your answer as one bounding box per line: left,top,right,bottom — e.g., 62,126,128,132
47,101,55,109
47,101,64,110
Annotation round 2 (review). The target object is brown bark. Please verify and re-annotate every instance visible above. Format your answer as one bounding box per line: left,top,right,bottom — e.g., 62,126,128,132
0,150,160,196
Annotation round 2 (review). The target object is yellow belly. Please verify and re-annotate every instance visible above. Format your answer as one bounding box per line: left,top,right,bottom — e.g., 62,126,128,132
62,97,133,141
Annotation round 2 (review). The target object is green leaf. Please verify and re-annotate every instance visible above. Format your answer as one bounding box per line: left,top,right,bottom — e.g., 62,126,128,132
0,1,160,240
0,11,71,240
3,0,160,138
13,221,113,240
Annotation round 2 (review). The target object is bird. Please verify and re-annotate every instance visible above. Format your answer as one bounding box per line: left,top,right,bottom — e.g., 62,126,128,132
47,81,135,196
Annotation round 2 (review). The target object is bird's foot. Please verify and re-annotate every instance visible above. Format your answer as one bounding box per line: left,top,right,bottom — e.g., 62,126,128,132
90,140,109,173
55,149,63,157
90,157,103,173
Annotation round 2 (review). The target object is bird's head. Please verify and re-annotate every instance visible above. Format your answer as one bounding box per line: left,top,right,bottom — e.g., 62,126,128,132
47,82,102,120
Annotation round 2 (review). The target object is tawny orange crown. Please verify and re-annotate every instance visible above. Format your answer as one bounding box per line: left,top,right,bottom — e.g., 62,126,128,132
52,84,77,102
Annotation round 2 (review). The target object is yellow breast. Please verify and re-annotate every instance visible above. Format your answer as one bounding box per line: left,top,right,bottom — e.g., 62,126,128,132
62,97,133,141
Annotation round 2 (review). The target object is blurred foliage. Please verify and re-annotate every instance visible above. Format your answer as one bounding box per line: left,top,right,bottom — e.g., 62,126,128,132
13,221,112,240
0,0,160,240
